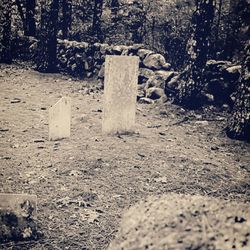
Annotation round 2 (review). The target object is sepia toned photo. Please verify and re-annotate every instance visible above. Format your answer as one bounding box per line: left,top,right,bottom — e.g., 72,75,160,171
0,0,249,249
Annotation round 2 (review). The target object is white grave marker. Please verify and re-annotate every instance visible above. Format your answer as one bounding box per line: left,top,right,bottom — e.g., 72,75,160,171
49,96,71,141
102,56,139,135
0,193,37,219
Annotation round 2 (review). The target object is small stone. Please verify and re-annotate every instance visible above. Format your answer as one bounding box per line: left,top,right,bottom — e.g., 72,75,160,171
195,121,209,126
98,64,105,79
162,63,171,70
92,109,102,113
10,98,21,104
194,115,202,119
204,93,214,103
138,97,154,104
1,156,11,160
34,139,45,143
159,110,168,116
0,128,9,132
137,89,145,100
211,146,219,151
225,65,241,75
222,104,230,110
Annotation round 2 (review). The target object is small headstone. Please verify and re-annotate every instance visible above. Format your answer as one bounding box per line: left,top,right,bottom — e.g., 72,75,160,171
0,193,37,219
102,56,139,135
49,97,71,141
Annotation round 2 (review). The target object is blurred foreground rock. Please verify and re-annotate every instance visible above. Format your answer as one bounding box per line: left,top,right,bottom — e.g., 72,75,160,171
108,193,250,250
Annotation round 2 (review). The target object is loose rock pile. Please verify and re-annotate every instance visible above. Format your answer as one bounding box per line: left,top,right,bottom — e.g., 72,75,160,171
108,193,250,250
203,60,241,107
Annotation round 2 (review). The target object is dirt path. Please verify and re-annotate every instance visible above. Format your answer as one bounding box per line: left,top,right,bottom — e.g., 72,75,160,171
0,64,249,249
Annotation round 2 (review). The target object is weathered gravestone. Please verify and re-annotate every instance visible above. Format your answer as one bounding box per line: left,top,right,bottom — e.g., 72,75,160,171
102,56,139,135
0,193,37,218
49,97,71,141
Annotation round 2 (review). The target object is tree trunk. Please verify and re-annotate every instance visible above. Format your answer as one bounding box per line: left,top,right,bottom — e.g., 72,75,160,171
15,0,26,33
223,0,241,60
226,41,250,141
61,0,72,39
110,0,119,21
129,1,144,44
214,0,223,58
176,0,215,107
0,0,12,63
92,0,104,42
36,0,59,72
25,0,36,36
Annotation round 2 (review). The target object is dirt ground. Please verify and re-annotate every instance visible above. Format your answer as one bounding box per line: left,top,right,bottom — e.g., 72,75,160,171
0,63,249,249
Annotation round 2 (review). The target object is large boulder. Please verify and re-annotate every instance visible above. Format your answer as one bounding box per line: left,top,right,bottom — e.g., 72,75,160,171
143,53,167,70
165,74,180,95
137,49,154,60
108,194,250,250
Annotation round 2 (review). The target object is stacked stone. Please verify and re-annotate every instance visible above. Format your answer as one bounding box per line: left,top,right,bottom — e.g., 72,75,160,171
57,39,94,78
135,49,176,104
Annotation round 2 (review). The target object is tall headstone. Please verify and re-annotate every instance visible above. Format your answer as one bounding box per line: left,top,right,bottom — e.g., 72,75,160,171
102,56,139,135
49,96,71,141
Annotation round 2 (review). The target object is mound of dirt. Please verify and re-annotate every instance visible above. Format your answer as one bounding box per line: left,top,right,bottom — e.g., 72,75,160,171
108,193,250,250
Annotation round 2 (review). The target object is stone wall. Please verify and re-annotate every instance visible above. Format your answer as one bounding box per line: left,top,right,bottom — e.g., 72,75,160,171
12,36,241,106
